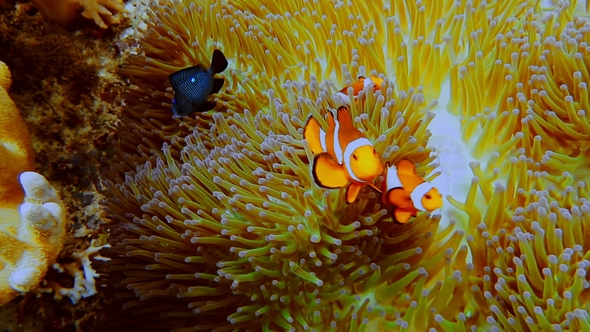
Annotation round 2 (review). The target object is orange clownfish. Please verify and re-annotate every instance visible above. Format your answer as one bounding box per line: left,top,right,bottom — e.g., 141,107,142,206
340,76,384,95
333,76,385,104
382,159,443,224
303,106,383,204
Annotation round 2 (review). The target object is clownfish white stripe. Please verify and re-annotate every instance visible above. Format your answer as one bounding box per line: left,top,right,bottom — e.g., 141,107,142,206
333,92,351,105
385,164,402,190
363,77,374,89
319,128,327,152
332,110,344,165
343,137,372,182
410,182,434,212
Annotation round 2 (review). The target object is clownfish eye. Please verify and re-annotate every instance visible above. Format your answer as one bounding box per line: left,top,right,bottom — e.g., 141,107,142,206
425,194,432,199
352,154,358,160
373,148,377,155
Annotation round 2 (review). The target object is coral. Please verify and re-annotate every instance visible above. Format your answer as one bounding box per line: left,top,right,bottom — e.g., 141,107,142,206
0,59,54,305
0,171,67,306
79,0,125,29
0,4,124,330
38,238,110,304
0,60,35,207
28,0,80,26
0,237,113,331
29,0,125,28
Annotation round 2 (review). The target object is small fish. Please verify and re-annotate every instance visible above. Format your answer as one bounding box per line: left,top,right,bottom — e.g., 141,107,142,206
303,106,383,204
333,76,384,104
381,159,443,224
168,49,229,118
339,76,384,95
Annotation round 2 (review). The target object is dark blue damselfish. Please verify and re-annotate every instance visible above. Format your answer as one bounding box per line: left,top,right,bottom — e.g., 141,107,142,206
169,49,228,118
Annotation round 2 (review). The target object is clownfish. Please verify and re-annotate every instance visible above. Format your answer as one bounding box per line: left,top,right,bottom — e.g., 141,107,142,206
333,76,384,104
303,106,383,204
382,159,443,224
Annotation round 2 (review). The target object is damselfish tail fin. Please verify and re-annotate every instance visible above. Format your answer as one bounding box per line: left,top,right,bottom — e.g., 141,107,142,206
210,49,229,74
210,78,225,95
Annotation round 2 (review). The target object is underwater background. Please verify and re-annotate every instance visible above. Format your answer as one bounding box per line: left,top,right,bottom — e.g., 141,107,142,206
1,0,590,331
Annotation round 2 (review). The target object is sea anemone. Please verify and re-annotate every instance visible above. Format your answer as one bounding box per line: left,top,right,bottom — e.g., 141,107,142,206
105,67,457,330
451,2,590,176
103,0,590,331
437,0,590,330
451,162,590,331
115,0,500,160
105,1,462,329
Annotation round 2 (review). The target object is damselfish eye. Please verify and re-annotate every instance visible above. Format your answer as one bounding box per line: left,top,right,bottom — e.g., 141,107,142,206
373,148,377,155
352,154,358,160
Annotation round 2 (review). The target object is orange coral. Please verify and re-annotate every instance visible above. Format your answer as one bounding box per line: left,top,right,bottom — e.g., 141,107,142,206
0,60,34,207
29,0,125,28
0,171,68,306
0,61,67,306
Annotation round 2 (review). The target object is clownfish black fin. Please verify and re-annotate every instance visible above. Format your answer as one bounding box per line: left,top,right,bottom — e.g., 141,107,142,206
345,183,363,204
312,153,349,189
